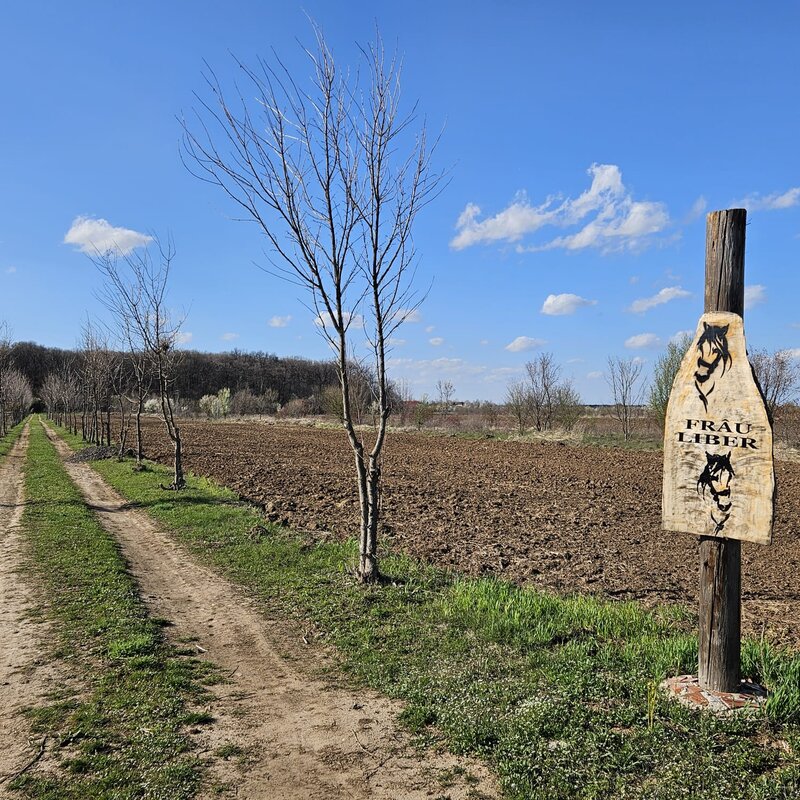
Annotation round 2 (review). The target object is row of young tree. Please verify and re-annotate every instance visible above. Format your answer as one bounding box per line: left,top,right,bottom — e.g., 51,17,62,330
39,321,152,464
0,323,34,436
34,242,188,489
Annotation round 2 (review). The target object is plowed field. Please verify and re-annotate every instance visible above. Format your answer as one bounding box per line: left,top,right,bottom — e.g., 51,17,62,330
138,418,800,646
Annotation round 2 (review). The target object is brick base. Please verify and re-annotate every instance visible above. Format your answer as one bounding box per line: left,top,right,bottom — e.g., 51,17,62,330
660,674,767,714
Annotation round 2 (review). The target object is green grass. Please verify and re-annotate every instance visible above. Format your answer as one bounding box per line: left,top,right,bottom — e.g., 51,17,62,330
0,417,27,458
579,431,663,451
12,420,215,799
54,421,800,799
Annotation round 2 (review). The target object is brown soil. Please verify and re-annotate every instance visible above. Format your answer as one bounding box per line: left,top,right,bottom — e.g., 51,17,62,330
43,422,498,799
138,418,800,647
0,425,69,793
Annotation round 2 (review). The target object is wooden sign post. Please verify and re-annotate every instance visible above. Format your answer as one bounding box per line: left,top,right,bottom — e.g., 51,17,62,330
662,209,775,694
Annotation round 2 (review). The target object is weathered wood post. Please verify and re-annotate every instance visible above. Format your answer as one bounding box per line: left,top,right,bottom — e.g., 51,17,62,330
662,208,774,700
699,209,746,692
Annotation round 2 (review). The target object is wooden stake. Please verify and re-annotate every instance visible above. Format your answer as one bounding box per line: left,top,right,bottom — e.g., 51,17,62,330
698,208,746,692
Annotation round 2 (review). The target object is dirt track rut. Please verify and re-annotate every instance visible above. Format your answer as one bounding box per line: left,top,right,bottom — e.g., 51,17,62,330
0,425,64,794
42,422,497,799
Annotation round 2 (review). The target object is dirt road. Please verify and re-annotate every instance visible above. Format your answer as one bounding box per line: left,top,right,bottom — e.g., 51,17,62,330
0,425,66,794
42,422,497,799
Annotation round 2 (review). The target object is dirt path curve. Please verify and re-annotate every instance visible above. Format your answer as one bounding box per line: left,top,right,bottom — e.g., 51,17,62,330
0,424,65,793
42,422,498,800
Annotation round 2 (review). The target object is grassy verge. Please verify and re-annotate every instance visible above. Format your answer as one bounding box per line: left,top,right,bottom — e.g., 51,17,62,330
580,431,662,450
0,417,27,458
55,422,800,799
13,421,215,799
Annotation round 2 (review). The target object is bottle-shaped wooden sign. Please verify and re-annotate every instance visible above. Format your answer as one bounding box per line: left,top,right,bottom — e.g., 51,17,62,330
662,312,774,545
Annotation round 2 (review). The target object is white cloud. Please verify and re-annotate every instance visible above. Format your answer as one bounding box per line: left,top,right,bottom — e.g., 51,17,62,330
735,188,800,212
314,311,364,330
64,215,152,255
505,336,546,353
451,163,669,254
628,286,691,313
388,356,487,380
566,358,584,364
629,275,640,285
393,308,422,324
5,266,16,274
537,201,668,254
269,315,292,328
779,348,800,359
175,331,193,345
686,195,707,222
670,329,693,344
587,371,603,379
480,339,489,346
387,356,523,387
541,293,597,316
744,284,767,310
425,325,435,333
632,356,647,365
221,332,239,342
625,332,661,349
485,366,522,379
429,337,445,346
387,337,406,347
451,194,555,250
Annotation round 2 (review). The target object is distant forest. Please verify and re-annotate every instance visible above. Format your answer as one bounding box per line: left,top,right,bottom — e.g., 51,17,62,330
11,342,338,403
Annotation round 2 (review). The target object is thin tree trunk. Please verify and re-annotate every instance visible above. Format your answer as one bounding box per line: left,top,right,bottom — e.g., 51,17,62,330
135,400,144,466
159,370,185,489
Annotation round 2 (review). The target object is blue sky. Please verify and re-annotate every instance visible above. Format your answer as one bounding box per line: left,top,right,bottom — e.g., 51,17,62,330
1,1,798,402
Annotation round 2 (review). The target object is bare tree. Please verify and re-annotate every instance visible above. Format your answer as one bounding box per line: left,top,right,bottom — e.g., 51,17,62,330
606,356,645,441
321,362,375,426
413,394,436,430
40,372,60,424
750,348,800,421
94,240,187,488
0,322,12,436
42,363,81,434
525,352,560,431
649,333,692,432
553,379,583,432
1,368,32,427
481,401,500,429
505,379,532,435
110,353,135,459
182,27,441,582
78,320,115,445
436,379,455,413
394,378,414,426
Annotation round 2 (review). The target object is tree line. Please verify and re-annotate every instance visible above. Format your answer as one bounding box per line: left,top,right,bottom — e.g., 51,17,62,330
10,340,338,405
506,341,800,443
0,322,34,436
